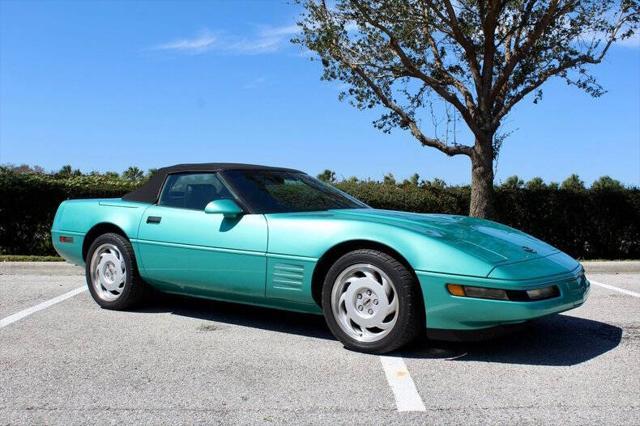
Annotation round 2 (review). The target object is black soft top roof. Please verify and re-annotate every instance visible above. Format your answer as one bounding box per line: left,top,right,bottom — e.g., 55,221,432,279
122,163,301,203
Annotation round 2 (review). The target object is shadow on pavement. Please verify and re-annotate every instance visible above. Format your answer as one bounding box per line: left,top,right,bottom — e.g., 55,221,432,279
402,314,623,366
134,295,622,365
135,293,335,340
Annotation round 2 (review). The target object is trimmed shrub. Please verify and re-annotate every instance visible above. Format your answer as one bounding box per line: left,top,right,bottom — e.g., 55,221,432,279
1,168,638,259
0,170,138,256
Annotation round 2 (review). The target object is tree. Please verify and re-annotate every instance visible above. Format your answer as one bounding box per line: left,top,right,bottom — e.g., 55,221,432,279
502,175,524,189
5,164,44,174
424,177,447,189
56,164,81,177
295,0,639,217
147,168,159,179
122,166,144,181
561,173,585,191
317,169,337,182
383,172,397,184
591,175,625,191
57,165,73,177
525,176,546,189
403,172,420,186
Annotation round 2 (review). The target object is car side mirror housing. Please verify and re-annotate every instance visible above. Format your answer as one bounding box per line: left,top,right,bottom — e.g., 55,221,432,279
204,199,243,218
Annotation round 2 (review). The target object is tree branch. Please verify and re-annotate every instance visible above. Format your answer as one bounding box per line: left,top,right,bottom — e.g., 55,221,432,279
494,8,638,123
425,0,483,90
419,3,478,113
341,51,472,156
491,0,566,107
479,0,501,122
352,0,482,137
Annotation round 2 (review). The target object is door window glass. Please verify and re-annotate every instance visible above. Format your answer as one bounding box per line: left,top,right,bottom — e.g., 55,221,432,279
159,173,232,210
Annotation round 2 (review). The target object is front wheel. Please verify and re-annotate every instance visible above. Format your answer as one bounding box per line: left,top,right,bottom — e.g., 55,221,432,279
322,249,423,354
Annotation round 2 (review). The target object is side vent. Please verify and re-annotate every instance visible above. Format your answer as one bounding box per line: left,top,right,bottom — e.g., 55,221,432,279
272,263,304,291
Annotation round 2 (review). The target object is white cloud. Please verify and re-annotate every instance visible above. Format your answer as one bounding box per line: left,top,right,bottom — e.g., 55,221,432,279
154,31,216,54
152,24,300,56
260,24,299,38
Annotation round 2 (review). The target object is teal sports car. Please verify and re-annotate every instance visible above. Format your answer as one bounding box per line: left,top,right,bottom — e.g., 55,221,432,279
52,163,590,353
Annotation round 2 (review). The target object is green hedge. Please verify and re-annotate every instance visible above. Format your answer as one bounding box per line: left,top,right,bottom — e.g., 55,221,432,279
0,170,138,256
336,180,640,259
1,168,638,259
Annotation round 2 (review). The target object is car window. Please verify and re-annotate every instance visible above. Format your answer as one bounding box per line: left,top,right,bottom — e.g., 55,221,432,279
158,173,233,210
223,170,368,213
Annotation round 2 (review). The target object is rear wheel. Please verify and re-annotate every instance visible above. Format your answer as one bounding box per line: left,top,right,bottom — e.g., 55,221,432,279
322,249,423,354
86,233,148,310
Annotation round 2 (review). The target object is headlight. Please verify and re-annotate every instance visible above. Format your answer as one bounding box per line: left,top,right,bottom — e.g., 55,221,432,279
526,286,558,300
447,284,559,301
463,286,509,300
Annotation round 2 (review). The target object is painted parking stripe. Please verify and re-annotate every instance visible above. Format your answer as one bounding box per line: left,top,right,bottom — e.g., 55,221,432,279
589,280,640,298
379,356,426,412
0,286,87,329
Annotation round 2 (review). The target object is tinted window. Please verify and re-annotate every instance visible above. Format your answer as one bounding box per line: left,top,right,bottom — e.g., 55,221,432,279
223,170,367,213
159,173,232,210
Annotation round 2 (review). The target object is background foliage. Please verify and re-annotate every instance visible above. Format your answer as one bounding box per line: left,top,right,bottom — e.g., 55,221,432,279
1,165,638,259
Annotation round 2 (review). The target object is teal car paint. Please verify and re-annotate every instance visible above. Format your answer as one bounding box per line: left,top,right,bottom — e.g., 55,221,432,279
52,163,590,338
52,198,148,266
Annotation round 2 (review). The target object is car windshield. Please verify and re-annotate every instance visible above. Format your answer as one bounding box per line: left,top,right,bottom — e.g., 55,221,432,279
223,170,368,213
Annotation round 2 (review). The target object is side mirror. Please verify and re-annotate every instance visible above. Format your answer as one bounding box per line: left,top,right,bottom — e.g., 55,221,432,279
204,199,243,218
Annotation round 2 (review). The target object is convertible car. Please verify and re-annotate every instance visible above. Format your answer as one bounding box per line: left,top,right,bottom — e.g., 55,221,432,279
51,163,590,353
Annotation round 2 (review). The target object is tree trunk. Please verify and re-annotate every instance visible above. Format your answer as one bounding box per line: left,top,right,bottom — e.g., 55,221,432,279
469,138,495,218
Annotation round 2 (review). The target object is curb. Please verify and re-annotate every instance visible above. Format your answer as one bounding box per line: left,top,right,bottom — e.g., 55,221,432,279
582,261,640,273
0,261,84,276
1,260,639,275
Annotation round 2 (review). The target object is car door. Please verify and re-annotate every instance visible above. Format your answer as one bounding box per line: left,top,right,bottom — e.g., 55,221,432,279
136,172,267,298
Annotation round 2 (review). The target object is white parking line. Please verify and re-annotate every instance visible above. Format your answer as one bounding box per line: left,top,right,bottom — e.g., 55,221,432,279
0,286,87,328
379,355,426,412
590,280,640,298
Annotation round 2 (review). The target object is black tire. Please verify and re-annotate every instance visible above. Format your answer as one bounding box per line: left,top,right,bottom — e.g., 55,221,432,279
85,232,148,310
321,249,423,354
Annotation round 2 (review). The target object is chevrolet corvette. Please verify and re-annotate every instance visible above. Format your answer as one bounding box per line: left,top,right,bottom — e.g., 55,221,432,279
51,163,590,353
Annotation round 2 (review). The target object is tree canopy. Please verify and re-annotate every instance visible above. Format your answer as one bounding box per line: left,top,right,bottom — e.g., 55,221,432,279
295,0,639,217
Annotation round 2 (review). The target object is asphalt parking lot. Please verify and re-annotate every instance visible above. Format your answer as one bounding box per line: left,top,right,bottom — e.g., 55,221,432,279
1,262,639,425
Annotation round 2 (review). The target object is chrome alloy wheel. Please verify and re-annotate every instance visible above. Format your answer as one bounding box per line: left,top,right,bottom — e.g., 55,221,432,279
331,263,399,343
89,243,127,302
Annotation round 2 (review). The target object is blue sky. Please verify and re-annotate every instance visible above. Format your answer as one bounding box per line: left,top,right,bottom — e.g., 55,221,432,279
1,0,639,186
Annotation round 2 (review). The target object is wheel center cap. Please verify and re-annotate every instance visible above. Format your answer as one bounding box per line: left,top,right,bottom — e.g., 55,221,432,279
354,286,379,317
97,253,123,291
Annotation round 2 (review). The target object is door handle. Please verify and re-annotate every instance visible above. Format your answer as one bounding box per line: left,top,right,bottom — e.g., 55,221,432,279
147,216,162,224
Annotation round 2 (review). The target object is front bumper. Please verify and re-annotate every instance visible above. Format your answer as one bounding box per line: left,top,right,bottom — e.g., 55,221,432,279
416,267,590,331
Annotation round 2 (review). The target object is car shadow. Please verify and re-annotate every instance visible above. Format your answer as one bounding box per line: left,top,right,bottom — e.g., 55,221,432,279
401,314,623,366
134,295,622,366
135,293,335,340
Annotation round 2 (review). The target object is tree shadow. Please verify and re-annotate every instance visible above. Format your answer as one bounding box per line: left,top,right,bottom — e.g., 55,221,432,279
401,314,623,366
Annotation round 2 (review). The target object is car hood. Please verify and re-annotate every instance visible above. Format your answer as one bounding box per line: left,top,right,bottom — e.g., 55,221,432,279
330,208,559,267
